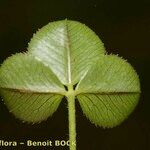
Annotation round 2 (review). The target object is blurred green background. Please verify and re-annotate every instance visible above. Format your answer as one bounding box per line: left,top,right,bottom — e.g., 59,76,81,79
0,0,150,149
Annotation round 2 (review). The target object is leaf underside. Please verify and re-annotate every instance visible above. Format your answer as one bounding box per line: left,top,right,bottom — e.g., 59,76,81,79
77,55,140,127
0,54,64,123
28,20,105,85
0,20,140,127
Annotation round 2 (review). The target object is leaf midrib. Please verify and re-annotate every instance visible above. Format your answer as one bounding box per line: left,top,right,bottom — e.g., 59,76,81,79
0,87,66,95
65,20,72,85
0,87,140,96
76,92,140,95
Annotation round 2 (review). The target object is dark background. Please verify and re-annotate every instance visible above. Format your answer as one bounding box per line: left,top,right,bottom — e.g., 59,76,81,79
0,0,150,149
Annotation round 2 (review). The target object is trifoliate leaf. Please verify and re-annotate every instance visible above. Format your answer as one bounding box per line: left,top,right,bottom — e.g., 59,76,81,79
0,20,140,129
76,55,140,127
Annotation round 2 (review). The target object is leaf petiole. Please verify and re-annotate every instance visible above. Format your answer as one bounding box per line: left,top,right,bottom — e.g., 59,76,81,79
67,84,76,150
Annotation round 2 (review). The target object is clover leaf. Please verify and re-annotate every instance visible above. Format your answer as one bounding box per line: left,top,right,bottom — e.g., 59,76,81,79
0,20,140,150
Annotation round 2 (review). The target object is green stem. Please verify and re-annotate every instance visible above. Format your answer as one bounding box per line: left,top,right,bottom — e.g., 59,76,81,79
67,85,76,150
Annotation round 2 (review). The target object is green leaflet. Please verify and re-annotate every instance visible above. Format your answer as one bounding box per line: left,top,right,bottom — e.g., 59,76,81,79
0,20,140,129
76,55,140,127
0,54,64,123
28,20,105,85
